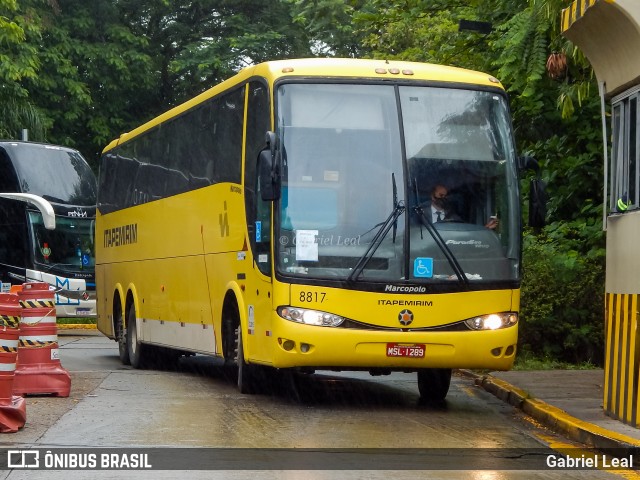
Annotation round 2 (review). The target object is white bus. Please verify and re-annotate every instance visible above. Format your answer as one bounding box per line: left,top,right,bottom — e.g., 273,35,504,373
0,141,97,317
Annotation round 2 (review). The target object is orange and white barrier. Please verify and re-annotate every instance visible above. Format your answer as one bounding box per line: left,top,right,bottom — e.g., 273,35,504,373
13,282,70,397
0,293,26,432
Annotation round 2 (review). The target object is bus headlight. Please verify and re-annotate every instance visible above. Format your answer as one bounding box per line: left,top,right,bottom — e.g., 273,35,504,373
278,306,345,327
464,313,518,331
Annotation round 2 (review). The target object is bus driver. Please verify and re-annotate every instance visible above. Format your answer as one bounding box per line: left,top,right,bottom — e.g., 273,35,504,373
428,184,498,230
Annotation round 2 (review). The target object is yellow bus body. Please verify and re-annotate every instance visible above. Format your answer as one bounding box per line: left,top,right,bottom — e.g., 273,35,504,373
97,58,520,394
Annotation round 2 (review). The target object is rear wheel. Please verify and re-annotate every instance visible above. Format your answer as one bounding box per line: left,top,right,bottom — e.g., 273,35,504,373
126,303,146,369
115,302,130,365
417,368,452,403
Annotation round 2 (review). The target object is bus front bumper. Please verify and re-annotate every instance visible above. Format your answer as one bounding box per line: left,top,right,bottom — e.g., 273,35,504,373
267,319,517,371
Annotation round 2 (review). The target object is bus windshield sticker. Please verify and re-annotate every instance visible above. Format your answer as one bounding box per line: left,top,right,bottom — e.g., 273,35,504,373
41,243,51,260
295,230,319,262
248,305,255,335
255,221,262,242
413,257,433,278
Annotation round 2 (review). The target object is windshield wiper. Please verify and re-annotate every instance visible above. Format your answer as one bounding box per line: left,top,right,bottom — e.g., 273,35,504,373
412,204,469,287
348,174,404,283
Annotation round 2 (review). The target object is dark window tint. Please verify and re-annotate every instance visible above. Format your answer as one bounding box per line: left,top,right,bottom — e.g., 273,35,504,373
98,87,245,213
2,143,96,206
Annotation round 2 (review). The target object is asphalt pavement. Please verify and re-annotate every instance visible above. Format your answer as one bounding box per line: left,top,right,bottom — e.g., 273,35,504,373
59,326,640,455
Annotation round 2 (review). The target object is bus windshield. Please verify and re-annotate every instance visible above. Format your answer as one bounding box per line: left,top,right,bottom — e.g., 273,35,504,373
29,211,95,274
275,83,519,285
9,143,97,206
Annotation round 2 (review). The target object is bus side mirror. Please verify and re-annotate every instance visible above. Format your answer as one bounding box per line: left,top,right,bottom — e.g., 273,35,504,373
519,155,539,172
520,155,546,228
529,177,547,229
258,131,280,201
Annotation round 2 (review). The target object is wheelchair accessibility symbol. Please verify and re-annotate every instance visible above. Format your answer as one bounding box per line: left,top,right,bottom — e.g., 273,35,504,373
413,257,433,278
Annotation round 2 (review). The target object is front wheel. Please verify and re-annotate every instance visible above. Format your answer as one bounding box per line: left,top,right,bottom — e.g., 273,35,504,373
417,368,452,403
236,326,260,394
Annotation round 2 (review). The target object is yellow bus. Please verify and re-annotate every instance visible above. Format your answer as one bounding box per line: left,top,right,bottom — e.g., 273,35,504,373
96,58,525,402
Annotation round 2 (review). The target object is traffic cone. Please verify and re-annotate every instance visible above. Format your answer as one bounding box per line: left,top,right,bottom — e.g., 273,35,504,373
13,282,71,397
0,293,26,432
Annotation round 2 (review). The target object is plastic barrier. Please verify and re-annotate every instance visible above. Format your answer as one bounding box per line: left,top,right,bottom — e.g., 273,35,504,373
0,293,26,432
13,282,70,397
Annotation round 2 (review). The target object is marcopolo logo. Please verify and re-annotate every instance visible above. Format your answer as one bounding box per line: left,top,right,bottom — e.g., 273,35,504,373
384,285,426,293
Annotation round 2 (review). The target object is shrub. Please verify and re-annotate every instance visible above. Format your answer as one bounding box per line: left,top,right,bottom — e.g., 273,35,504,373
518,221,605,365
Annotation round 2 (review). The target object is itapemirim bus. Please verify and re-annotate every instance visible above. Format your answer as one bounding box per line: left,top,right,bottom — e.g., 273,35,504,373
0,141,97,317
97,58,527,401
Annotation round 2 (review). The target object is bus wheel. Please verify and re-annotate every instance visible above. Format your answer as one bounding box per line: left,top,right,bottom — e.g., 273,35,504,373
115,303,130,365
235,326,258,394
417,368,452,403
126,303,146,369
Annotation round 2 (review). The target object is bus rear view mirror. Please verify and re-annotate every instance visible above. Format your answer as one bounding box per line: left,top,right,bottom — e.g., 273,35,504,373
258,131,280,201
0,193,56,230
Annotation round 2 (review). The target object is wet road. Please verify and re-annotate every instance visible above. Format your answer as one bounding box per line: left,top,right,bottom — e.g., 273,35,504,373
0,333,631,479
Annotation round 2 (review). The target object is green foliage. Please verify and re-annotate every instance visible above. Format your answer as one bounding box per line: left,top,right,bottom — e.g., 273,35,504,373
353,0,493,71
288,0,367,57
0,0,40,99
0,0,46,139
513,351,597,371
0,98,46,140
520,225,605,365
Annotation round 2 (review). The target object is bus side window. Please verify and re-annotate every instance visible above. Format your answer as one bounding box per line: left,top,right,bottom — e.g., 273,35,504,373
245,81,271,275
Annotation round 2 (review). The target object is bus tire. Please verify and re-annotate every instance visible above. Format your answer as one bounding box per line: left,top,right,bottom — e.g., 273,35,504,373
236,326,258,394
417,368,452,403
115,301,130,365
126,302,146,369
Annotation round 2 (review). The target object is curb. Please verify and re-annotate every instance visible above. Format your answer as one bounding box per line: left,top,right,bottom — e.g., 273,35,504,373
57,323,97,330
57,324,100,336
461,370,640,453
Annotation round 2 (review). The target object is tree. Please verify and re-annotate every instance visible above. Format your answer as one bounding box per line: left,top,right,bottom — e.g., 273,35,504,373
23,0,312,166
22,0,155,165
287,0,369,57
0,0,46,140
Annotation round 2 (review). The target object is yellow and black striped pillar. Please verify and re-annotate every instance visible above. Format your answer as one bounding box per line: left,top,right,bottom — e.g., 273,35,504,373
604,293,640,426
561,0,600,32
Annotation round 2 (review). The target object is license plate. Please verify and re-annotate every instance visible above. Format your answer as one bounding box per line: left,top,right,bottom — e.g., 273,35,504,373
76,308,91,315
386,343,425,358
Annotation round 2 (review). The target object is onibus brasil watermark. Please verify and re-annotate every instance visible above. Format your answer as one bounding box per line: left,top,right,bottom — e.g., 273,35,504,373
8,450,151,470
